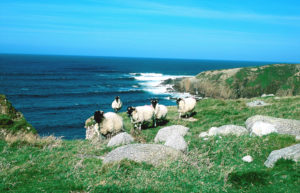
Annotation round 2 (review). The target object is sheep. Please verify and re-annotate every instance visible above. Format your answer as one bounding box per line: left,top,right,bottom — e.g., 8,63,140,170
127,105,155,130
111,96,122,113
93,110,123,138
150,99,168,127
176,97,196,119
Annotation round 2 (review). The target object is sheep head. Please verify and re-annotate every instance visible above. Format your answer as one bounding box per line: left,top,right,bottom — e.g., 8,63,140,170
127,106,136,116
94,110,104,124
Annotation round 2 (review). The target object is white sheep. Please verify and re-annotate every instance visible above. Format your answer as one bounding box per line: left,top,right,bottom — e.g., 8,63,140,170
94,111,123,137
150,99,168,127
176,97,196,118
111,96,122,113
127,105,155,130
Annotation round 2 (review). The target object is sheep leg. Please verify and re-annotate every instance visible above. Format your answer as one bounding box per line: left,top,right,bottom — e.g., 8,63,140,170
178,112,182,119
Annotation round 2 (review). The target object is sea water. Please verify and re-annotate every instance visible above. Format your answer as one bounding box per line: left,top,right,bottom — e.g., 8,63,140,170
0,54,271,139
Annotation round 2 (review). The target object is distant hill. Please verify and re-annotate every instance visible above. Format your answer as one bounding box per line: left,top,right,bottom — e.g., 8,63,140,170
0,94,36,137
171,64,300,99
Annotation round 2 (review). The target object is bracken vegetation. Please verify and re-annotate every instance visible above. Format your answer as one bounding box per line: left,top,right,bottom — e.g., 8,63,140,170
0,95,300,192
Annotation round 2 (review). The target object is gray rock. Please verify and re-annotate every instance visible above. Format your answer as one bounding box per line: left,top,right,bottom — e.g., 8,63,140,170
107,132,134,147
154,125,189,143
103,144,183,166
164,133,187,152
296,136,300,141
261,94,275,97
264,143,300,168
250,121,277,136
199,125,248,137
246,100,269,107
246,115,300,137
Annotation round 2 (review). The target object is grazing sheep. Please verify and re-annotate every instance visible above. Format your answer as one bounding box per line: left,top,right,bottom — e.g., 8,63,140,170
111,96,122,113
176,97,196,119
93,110,123,138
150,99,168,127
127,105,155,130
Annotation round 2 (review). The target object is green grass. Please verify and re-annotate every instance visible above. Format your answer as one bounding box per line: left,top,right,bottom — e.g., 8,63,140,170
1,96,300,192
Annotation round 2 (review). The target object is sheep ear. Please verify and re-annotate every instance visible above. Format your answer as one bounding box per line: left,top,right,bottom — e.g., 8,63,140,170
99,111,104,115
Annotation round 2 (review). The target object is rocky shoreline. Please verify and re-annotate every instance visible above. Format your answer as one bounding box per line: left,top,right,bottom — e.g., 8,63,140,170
162,64,300,99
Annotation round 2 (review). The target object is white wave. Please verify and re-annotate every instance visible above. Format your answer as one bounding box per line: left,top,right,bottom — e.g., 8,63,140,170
129,72,192,96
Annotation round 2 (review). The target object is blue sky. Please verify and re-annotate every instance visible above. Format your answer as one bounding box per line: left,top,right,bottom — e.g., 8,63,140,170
0,0,300,62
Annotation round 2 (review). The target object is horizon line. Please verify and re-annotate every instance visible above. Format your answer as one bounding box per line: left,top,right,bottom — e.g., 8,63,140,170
0,52,296,64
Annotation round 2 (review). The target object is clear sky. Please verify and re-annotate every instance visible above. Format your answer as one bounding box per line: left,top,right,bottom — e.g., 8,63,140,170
1,0,300,62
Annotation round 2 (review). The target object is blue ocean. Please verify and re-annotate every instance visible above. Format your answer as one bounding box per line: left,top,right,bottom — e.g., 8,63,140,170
0,54,271,139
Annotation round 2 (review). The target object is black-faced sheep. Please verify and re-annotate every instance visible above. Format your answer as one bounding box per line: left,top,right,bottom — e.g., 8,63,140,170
150,99,168,127
127,105,154,130
111,96,122,113
93,110,123,137
176,97,196,118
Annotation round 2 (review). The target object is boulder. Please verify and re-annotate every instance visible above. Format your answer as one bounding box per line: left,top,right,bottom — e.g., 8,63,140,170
246,100,269,107
164,133,187,152
199,125,248,137
107,132,134,147
242,155,253,163
264,143,300,168
246,115,300,137
154,125,189,143
250,121,277,136
103,144,183,166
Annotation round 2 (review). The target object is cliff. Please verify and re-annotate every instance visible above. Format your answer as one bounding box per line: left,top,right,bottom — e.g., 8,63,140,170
0,94,36,138
170,64,300,99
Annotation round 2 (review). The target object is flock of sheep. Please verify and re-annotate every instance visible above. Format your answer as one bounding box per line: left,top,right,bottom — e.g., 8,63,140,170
93,96,197,138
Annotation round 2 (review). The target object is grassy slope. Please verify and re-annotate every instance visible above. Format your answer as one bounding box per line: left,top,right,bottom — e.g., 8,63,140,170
1,96,300,192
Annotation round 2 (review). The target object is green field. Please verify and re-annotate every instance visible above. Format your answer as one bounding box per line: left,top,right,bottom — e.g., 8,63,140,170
1,96,300,192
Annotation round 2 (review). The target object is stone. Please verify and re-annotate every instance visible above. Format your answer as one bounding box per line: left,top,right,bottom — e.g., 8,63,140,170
296,136,300,141
164,133,187,152
250,121,277,136
246,115,300,137
154,125,189,143
261,94,275,97
242,155,253,163
264,143,300,168
199,125,248,137
199,131,209,138
246,100,269,107
107,132,134,147
103,144,183,166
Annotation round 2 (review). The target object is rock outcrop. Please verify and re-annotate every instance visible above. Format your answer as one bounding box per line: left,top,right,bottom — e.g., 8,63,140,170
199,125,248,137
103,144,183,166
264,143,300,168
107,132,134,147
246,115,300,137
154,125,189,143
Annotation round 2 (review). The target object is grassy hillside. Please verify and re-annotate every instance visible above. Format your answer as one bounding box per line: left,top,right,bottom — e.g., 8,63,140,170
1,96,300,192
173,64,300,99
